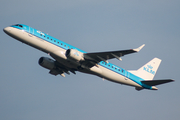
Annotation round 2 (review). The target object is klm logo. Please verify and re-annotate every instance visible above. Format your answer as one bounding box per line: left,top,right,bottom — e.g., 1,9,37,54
143,65,155,75
74,52,79,56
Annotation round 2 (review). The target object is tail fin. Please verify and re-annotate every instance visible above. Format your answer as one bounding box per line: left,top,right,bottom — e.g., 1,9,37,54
128,58,161,80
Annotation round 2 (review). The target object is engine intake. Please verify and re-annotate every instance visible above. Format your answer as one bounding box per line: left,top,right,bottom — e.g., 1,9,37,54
38,57,55,70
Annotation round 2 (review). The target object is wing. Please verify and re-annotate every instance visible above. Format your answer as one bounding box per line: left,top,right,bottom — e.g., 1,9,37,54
82,44,145,68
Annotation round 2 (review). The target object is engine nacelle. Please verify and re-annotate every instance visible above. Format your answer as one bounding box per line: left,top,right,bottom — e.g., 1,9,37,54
38,57,55,70
65,49,84,62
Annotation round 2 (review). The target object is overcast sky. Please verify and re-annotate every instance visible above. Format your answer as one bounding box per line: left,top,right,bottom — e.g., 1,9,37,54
1,1,180,120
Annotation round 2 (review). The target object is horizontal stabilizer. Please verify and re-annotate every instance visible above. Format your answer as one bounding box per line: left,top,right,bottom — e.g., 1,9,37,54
141,79,174,86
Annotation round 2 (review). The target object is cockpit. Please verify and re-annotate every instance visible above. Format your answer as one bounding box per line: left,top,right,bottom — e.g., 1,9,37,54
11,24,23,28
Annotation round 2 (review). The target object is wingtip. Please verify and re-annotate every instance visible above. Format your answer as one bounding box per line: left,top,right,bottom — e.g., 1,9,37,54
133,44,145,52
170,79,175,82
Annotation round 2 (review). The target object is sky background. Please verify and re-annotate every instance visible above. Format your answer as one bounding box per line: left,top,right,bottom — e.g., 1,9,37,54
1,0,180,120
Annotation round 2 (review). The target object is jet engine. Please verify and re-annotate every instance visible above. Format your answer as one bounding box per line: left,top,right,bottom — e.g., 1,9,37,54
38,57,55,70
65,49,84,62
38,57,66,77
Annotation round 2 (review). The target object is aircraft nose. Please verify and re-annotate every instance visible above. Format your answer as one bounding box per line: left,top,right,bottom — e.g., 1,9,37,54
3,27,12,34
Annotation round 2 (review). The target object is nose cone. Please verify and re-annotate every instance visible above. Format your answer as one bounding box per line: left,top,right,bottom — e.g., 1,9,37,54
3,27,12,34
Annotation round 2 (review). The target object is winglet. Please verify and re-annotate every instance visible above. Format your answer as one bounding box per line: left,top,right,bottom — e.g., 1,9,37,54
133,44,145,52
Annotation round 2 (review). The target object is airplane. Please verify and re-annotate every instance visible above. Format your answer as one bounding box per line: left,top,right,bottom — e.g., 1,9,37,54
3,24,174,91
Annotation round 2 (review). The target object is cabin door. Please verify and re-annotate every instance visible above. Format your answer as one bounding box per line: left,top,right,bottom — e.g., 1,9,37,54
125,71,129,80
29,27,34,37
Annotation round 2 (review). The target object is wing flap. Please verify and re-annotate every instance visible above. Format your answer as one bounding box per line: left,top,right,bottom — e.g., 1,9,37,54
141,79,174,86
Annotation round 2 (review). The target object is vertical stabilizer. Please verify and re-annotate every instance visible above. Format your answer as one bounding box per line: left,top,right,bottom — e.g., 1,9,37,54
129,58,162,80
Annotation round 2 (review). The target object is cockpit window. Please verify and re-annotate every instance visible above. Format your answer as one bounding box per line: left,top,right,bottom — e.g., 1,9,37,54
14,24,23,28
19,25,23,28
